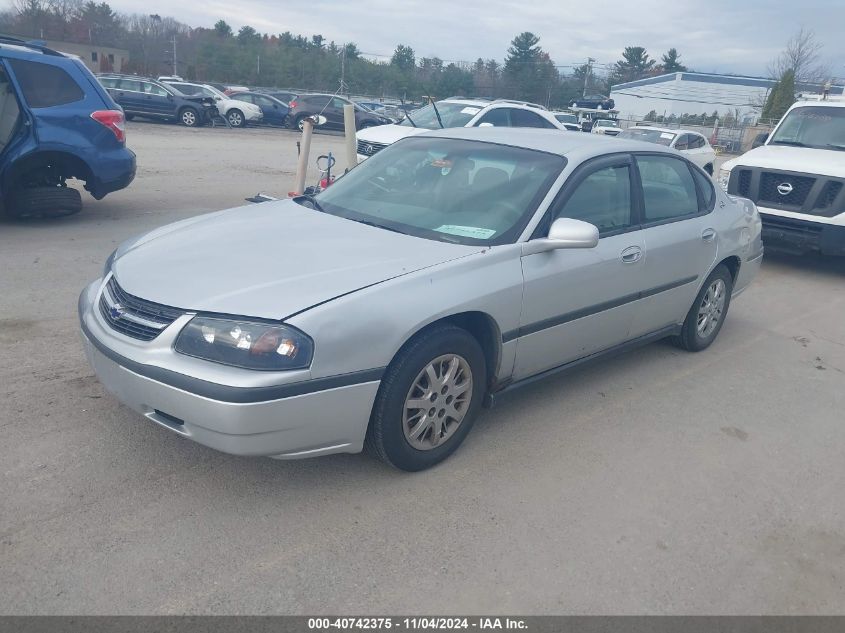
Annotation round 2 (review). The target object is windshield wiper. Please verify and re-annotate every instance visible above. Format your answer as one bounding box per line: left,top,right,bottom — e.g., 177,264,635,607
770,139,807,147
430,99,444,129
400,98,417,127
353,218,407,235
294,193,325,212
826,143,845,151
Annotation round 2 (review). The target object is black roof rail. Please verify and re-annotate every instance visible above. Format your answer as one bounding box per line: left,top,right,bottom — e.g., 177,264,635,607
0,35,64,56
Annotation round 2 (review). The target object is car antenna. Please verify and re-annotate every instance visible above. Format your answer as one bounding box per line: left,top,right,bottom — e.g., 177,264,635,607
400,97,417,127
429,96,444,129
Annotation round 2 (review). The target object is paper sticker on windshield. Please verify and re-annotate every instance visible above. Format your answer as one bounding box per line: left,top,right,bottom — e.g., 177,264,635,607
660,132,674,139
460,107,481,115
435,225,496,239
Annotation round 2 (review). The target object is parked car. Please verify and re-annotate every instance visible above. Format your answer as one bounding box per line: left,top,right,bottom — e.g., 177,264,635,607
552,111,581,131
720,97,845,256
98,74,215,127
0,37,135,218
618,126,717,174
229,91,289,126
79,128,762,471
162,80,262,128
591,119,622,136
260,90,297,106
287,93,392,131
355,98,568,162
571,95,615,110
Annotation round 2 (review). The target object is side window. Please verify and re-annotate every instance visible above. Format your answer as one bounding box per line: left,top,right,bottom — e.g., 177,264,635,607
553,164,633,234
232,93,253,104
689,135,705,149
691,166,716,211
118,79,141,92
200,87,218,98
476,108,510,127
99,77,117,89
511,109,555,128
673,134,690,150
331,97,348,109
7,59,84,108
637,155,700,221
142,82,168,97
307,96,330,109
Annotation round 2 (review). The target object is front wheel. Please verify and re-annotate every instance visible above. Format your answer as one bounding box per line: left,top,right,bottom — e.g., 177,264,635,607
673,264,733,352
179,107,199,127
227,109,245,128
366,324,486,471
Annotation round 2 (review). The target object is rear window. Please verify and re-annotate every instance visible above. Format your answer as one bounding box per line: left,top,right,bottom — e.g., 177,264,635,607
8,59,84,108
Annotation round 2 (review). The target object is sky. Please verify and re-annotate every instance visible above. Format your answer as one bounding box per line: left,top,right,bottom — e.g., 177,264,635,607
106,0,845,79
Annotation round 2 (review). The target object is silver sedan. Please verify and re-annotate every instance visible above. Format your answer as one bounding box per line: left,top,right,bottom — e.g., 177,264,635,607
79,128,763,471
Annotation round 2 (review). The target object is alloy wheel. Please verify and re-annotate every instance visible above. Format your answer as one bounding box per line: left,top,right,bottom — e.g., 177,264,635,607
697,278,726,338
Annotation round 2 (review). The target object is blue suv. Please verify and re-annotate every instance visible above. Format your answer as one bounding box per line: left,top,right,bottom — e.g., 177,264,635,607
0,37,135,218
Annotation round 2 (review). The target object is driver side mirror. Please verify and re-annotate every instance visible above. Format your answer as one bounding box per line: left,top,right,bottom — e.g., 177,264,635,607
522,218,599,255
752,132,769,149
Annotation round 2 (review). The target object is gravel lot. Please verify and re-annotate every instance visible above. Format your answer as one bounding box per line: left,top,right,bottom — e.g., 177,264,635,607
1,121,844,615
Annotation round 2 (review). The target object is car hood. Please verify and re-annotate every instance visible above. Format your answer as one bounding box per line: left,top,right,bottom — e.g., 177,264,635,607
723,145,845,178
112,200,481,320
356,123,430,146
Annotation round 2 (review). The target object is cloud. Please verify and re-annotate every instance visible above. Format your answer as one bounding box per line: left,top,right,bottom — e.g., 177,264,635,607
107,0,845,77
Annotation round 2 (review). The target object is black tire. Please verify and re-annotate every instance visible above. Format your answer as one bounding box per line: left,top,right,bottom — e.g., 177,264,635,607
7,186,82,219
179,107,199,127
365,324,487,471
293,115,307,131
704,163,714,176
124,113,135,121
227,109,245,128
673,264,733,352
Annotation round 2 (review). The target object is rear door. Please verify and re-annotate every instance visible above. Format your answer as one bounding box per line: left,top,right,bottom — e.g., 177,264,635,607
514,154,646,379
115,78,146,113
328,97,349,129
140,81,172,117
629,153,717,337
254,94,287,125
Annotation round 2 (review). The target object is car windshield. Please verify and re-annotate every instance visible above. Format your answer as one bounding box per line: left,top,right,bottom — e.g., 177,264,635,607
555,114,577,124
769,106,845,150
201,85,227,99
399,102,481,129
597,120,618,127
310,137,565,245
618,128,675,146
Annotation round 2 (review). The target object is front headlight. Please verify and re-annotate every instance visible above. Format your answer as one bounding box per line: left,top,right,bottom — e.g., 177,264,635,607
175,316,313,371
718,168,731,192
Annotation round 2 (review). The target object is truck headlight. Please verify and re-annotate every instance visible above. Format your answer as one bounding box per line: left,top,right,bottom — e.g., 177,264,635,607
718,168,731,192
175,317,313,371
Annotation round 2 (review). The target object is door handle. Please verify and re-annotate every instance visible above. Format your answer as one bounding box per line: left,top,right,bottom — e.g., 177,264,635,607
701,228,716,242
620,245,642,264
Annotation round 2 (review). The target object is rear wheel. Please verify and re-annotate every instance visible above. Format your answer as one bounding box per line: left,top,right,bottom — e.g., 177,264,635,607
6,186,82,219
366,324,486,471
124,113,135,121
673,264,733,351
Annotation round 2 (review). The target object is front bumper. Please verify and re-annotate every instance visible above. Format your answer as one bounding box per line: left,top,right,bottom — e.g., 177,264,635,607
759,210,845,256
78,280,380,459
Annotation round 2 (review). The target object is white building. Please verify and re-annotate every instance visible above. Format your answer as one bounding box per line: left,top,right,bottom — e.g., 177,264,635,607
610,72,844,122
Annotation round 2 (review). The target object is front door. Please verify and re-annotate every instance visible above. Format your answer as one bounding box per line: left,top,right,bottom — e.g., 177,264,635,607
514,155,646,380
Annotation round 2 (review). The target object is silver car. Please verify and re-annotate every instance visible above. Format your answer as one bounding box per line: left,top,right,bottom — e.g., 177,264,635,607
79,128,763,471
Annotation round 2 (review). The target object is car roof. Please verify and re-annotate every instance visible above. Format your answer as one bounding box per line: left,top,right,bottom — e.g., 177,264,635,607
421,127,671,159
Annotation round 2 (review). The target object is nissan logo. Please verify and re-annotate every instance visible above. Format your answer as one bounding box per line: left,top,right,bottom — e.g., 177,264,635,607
777,182,794,196
364,144,375,155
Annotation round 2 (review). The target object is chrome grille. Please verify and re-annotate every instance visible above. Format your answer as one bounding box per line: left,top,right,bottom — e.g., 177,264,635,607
99,277,183,341
356,139,388,157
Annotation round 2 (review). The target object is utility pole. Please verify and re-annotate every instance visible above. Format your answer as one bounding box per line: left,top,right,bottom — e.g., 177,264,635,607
583,57,595,98
340,44,347,96
172,34,177,77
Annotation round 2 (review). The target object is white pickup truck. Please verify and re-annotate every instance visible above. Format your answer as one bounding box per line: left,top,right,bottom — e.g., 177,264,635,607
719,98,845,256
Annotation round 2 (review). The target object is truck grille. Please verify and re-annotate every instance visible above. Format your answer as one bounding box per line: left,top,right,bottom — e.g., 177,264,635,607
99,277,184,341
356,139,388,157
728,168,844,217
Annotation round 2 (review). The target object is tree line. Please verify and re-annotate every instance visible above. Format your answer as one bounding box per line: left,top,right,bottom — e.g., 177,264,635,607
1,0,695,108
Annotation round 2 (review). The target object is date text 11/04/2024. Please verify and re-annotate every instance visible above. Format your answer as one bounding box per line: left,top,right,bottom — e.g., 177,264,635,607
308,618,528,630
